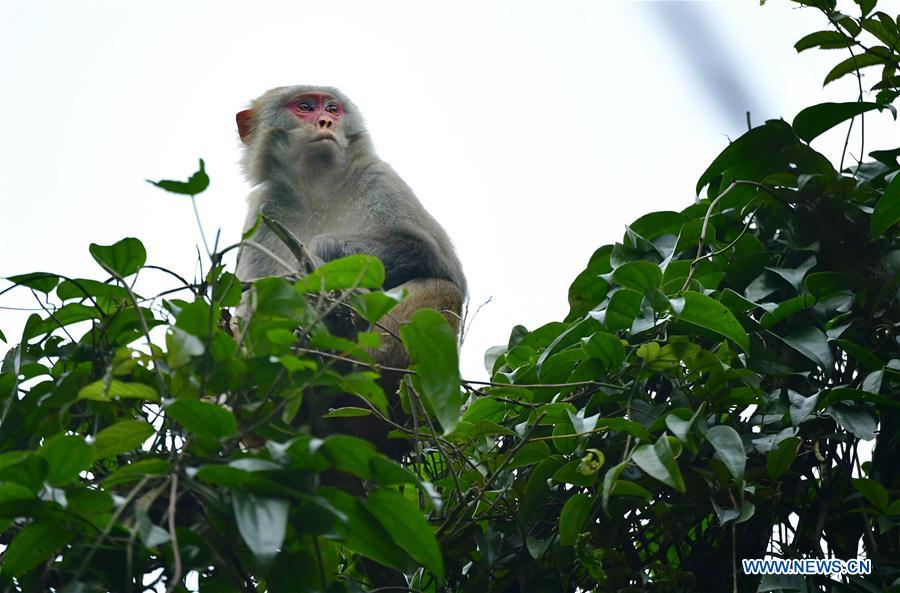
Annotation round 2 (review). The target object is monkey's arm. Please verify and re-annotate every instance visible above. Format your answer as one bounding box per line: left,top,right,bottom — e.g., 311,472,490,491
308,230,463,292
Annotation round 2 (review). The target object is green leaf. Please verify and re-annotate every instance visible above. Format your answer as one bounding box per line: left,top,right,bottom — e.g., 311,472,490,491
553,459,599,487
104,458,171,486
706,426,746,481
351,289,403,324
559,493,592,546
823,50,887,85
804,272,857,298
146,158,210,196
136,509,171,548
580,332,626,372
871,174,900,237
781,325,834,370
319,435,376,479
665,404,705,444
400,309,461,434
93,420,154,459
828,404,877,440
677,291,750,353
632,436,686,493
695,120,797,194
56,278,130,301
322,407,373,419
89,237,146,278
165,399,238,440
38,434,94,486
793,102,888,143
232,490,288,566
855,0,876,17
767,436,800,479
610,260,662,292
794,30,853,52
78,379,159,402
629,211,688,240
853,478,889,511
296,254,385,292
166,326,205,368
611,480,652,501
597,289,643,331
0,521,74,576
509,441,551,469
6,272,60,294
324,490,408,571
861,13,899,46
567,245,612,320
367,488,445,580
602,460,629,509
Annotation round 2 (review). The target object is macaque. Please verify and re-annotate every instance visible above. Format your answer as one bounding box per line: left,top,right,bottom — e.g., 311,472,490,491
234,85,466,419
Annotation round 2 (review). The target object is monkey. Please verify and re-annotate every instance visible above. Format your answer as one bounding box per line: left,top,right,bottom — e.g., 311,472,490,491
233,85,466,445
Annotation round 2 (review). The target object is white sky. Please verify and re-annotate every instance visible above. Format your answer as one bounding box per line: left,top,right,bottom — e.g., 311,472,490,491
2,0,898,380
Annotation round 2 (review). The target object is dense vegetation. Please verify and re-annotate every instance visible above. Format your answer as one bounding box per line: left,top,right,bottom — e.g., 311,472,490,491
1,1,899,591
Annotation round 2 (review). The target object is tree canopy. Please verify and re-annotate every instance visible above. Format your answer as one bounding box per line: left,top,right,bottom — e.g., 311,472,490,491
1,1,900,592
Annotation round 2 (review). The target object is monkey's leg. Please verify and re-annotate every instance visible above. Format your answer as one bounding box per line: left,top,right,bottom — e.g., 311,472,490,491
373,277,464,370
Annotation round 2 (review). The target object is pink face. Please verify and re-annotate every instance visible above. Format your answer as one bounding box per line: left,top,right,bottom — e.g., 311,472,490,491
289,93,344,131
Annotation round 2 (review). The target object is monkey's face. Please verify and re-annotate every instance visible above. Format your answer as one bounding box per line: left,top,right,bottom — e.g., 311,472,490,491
286,92,348,160
237,85,370,182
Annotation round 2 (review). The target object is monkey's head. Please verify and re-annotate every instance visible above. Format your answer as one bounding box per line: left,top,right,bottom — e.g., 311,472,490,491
237,86,370,182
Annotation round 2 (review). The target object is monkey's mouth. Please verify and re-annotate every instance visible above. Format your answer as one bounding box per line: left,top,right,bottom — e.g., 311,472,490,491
311,133,337,143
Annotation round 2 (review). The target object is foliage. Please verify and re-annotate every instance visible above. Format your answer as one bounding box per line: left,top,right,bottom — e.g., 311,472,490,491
1,1,900,592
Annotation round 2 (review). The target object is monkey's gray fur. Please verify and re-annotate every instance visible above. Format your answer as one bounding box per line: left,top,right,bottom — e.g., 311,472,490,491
236,85,466,301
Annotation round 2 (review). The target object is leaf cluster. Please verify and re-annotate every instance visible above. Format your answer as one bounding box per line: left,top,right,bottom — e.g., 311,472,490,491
2,2,900,592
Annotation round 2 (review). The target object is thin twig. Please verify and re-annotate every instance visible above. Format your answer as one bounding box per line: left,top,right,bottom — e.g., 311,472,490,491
165,472,182,593
682,181,738,291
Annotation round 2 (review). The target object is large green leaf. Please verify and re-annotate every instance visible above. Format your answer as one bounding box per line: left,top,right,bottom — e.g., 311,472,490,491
706,425,746,481
78,379,159,402
632,436,685,493
676,291,750,353
93,420,155,459
296,255,385,292
89,237,146,278
695,120,797,194
853,478,889,511
166,327,205,368
781,325,834,370
610,260,662,292
580,332,626,372
828,405,877,440
823,50,887,85
871,173,900,237
166,399,238,440
792,102,887,142
38,434,94,486
400,309,461,434
0,521,74,576
324,490,408,570
559,493,593,546
794,30,853,52
146,158,210,196
598,289,643,331
6,272,60,294
767,436,800,479
319,435,377,480
232,490,288,566
367,488,445,580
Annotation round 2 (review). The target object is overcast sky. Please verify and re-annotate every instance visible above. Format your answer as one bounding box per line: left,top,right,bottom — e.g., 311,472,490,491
2,0,898,379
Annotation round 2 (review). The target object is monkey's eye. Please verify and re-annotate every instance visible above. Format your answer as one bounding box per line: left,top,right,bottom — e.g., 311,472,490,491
325,103,340,114
296,101,313,112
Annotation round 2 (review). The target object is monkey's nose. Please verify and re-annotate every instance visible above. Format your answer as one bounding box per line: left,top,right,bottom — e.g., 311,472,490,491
317,119,333,129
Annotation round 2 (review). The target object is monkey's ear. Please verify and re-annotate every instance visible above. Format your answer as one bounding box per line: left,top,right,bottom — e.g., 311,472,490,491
236,109,256,144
